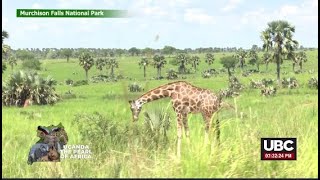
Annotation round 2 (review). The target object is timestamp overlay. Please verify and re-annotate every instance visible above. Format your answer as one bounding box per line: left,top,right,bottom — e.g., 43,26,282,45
16,9,130,18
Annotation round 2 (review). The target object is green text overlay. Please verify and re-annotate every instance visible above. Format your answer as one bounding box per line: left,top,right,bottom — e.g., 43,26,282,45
16,9,129,18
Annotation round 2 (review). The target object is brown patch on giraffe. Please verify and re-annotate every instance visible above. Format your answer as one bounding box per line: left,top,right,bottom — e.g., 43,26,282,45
175,86,181,91
163,90,169,96
151,95,158,99
154,89,160,94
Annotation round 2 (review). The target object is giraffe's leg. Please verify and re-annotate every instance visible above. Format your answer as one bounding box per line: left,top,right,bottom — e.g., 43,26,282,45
202,112,213,146
182,113,190,144
215,116,220,145
176,113,183,159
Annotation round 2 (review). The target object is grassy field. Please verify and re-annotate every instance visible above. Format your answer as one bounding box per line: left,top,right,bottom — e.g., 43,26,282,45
2,50,318,178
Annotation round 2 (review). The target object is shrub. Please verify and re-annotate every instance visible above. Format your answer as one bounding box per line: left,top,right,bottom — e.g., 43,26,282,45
308,77,318,89
143,107,171,149
65,78,74,85
218,88,239,98
219,76,243,98
250,78,274,89
2,63,6,73
166,69,178,80
261,86,277,96
22,59,41,70
128,82,143,92
2,70,59,106
202,69,218,78
90,75,109,83
73,80,89,86
281,77,299,89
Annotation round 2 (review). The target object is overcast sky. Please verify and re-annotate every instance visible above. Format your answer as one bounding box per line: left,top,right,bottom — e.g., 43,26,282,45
2,0,318,49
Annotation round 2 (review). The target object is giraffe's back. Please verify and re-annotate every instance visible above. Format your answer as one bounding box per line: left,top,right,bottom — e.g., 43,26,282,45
170,81,220,114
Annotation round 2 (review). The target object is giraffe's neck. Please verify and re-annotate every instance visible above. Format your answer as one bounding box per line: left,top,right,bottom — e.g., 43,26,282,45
136,83,175,106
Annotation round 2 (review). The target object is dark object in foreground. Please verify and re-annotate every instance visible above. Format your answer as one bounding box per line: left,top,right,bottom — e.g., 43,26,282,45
27,123,68,165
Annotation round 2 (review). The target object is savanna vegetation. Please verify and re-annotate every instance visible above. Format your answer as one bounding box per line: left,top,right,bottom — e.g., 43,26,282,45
2,20,318,178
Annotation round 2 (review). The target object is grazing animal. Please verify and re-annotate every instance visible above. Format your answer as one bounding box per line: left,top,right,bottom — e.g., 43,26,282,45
129,81,223,158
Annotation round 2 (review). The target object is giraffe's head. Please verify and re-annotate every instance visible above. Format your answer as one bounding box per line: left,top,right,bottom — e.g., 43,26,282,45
128,100,142,122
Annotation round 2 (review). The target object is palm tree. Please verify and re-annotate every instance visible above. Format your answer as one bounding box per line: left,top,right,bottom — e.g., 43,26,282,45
138,57,149,78
261,20,298,85
106,58,119,78
2,30,9,44
296,51,307,71
153,54,166,79
205,53,214,66
95,57,107,75
235,49,247,71
262,52,272,71
190,55,200,71
8,56,17,72
176,53,189,74
79,53,94,81
248,49,260,71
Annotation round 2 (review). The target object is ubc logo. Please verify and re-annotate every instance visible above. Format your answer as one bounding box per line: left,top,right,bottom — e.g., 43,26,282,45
261,138,297,160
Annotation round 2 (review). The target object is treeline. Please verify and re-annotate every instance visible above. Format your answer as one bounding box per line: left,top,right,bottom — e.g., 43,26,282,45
9,45,314,61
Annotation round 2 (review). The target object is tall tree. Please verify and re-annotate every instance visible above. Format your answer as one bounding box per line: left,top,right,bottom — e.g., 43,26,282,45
248,49,260,71
261,20,298,85
153,54,166,79
2,30,9,44
190,55,200,71
220,56,238,78
296,51,307,71
79,53,94,81
176,53,189,74
205,53,215,66
138,57,149,78
262,52,272,71
106,58,119,78
8,56,17,72
235,48,247,71
95,57,107,75
61,48,73,62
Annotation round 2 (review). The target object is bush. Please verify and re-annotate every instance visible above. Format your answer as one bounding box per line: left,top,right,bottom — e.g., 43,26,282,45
261,86,277,96
2,63,6,73
128,82,143,92
2,70,59,106
219,76,243,98
143,107,171,149
281,77,299,89
250,78,274,89
229,76,244,91
73,80,89,86
22,59,41,70
218,88,239,98
308,77,318,89
90,75,109,83
166,69,178,80
202,69,218,78
65,78,74,85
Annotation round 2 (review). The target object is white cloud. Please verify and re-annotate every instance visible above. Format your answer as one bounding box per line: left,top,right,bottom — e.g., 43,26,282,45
57,0,93,8
184,8,215,25
32,3,42,9
2,17,8,29
222,0,242,12
279,5,298,17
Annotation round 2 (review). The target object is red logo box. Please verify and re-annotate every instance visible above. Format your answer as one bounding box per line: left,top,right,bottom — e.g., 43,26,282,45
261,138,297,160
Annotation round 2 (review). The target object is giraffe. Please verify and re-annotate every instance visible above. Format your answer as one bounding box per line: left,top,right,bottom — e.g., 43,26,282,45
128,81,223,158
